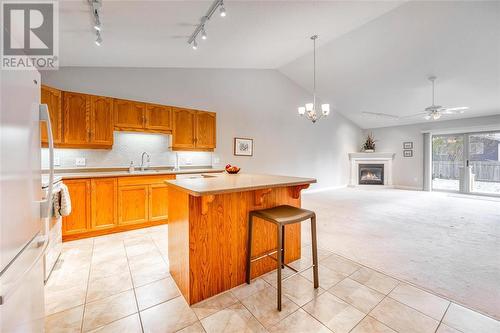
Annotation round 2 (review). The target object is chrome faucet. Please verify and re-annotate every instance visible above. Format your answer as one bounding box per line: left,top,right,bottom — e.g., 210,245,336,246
140,152,150,171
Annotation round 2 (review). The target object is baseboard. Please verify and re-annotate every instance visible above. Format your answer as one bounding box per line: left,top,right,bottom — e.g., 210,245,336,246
393,185,423,191
303,184,348,194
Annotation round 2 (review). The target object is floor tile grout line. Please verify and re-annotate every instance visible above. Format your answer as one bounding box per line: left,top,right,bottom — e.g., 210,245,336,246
124,238,145,333
79,239,95,333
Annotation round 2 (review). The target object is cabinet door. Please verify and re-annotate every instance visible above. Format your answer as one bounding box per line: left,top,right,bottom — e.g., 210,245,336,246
145,104,172,131
40,85,62,145
90,96,114,146
195,111,216,149
118,185,149,225
149,184,169,222
63,92,90,145
91,178,117,230
172,108,196,149
62,179,90,235
113,99,145,130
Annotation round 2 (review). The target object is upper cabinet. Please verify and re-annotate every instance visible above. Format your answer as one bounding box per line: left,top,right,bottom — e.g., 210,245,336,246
62,92,113,148
90,96,114,146
40,85,62,146
42,86,215,151
145,104,172,132
63,92,91,145
172,108,216,151
113,99,145,130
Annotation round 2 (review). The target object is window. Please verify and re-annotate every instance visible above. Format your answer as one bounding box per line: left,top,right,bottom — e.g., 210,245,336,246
470,142,484,155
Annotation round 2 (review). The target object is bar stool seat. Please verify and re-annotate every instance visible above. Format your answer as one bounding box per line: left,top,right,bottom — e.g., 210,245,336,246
246,205,319,311
250,205,315,225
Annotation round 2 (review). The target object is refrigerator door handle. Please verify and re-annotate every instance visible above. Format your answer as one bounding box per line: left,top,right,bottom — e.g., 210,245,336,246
39,104,54,219
0,234,47,306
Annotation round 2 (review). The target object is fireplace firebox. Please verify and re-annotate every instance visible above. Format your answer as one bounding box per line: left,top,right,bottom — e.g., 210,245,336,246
359,164,384,185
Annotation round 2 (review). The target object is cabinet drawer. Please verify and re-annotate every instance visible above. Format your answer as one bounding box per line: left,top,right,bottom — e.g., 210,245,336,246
117,174,175,186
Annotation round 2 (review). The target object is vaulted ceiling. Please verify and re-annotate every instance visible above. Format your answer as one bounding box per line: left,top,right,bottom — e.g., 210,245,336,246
58,1,500,129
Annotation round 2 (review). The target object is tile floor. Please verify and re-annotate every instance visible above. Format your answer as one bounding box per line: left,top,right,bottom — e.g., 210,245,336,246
45,223,500,333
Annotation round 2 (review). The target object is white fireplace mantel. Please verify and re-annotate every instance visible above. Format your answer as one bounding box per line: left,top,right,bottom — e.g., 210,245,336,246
349,152,395,186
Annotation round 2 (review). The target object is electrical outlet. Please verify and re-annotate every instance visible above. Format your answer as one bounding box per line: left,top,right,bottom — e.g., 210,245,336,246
185,158,192,165
54,156,61,166
213,156,220,164
75,158,86,167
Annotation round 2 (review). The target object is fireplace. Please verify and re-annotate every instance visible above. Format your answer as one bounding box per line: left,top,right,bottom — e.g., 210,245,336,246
359,164,384,185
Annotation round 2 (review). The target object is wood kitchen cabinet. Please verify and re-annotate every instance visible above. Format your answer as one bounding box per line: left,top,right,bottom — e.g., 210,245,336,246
149,184,169,222
145,104,172,131
61,91,113,148
63,91,90,145
172,109,216,151
113,98,146,130
40,85,62,146
118,185,149,225
62,179,91,236
91,178,117,230
90,96,114,146
195,111,216,149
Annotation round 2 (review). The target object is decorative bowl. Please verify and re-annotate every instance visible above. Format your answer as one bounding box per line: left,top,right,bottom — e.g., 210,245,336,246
226,167,241,174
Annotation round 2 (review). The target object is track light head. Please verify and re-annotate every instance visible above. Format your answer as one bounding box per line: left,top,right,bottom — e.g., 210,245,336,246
219,2,226,17
95,32,102,46
94,16,101,31
201,26,207,40
191,39,198,50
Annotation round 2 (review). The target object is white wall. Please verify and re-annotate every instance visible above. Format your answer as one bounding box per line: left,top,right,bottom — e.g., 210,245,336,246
41,67,362,189
365,115,500,189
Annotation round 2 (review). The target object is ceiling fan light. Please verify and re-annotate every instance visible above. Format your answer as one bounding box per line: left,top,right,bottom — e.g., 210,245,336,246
298,107,306,115
305,103,314,112
433,113,441,120
321,104,330,116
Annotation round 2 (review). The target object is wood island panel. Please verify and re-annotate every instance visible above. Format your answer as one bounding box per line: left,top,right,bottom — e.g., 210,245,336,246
168,185,303,305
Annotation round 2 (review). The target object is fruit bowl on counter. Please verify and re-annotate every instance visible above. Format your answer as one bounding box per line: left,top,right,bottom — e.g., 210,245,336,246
225,164,241,174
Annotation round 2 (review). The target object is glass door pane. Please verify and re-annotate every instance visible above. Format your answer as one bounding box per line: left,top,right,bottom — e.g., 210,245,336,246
469,132,500,195
432,135,465,191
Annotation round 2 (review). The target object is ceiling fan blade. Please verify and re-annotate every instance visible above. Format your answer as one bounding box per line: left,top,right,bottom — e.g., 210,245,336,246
361,112,399,119
441,107,469,114
399,112,428,119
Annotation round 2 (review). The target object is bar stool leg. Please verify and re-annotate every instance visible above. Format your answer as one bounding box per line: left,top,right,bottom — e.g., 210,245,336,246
311,214,319,289
276,223,283,311
246,213,254,284
281,225,285,269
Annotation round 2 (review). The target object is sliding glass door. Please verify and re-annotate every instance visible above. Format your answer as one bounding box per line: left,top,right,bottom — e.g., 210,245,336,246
468,132,500,195
431,131,500,196
432,135,465,192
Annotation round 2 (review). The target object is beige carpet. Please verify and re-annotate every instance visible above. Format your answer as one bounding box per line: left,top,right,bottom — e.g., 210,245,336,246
302,187,500,320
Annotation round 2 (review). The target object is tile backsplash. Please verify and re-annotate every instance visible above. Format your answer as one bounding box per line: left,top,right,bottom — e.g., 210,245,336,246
41,131,213,169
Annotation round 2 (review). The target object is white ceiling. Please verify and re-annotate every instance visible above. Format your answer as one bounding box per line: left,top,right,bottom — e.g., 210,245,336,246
58,0,402,68
279,1,500,128
58,1,500,129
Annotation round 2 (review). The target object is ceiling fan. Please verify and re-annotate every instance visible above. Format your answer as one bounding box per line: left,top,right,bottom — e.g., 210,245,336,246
363,76,469,121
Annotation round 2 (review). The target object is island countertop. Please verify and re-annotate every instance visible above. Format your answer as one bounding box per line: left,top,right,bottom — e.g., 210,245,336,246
165,173,316,196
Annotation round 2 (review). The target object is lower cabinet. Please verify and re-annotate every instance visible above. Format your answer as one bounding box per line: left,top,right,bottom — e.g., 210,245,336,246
62,175,175,241
62,179,91,236
91,178,117,230
118,185,149,225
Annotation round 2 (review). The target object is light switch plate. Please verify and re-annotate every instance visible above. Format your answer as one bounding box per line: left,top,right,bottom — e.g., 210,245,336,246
75,158,86,166
54,156,61,166
184,158,192,165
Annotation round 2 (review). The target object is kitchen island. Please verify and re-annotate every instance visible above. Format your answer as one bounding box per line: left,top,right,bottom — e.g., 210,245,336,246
165,173,316,304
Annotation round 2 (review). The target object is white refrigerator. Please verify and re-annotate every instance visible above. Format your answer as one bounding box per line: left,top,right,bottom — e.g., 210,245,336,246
0,66,55,332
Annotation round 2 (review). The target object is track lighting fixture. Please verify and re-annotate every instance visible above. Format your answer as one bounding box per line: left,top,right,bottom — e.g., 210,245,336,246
219,2,226,17
89,0,103,45
187,0,226,50
201,26,207,40
95,31,102,46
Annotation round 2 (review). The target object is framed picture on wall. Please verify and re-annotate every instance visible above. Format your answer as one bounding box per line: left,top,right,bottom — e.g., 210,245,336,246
403,142,413,149
403,150,413,158
234,138,253,156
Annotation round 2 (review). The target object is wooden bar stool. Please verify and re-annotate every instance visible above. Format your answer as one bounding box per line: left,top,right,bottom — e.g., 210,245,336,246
246,205,319,311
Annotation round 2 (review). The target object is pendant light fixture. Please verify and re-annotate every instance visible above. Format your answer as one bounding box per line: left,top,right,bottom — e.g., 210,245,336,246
297,35,330,123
